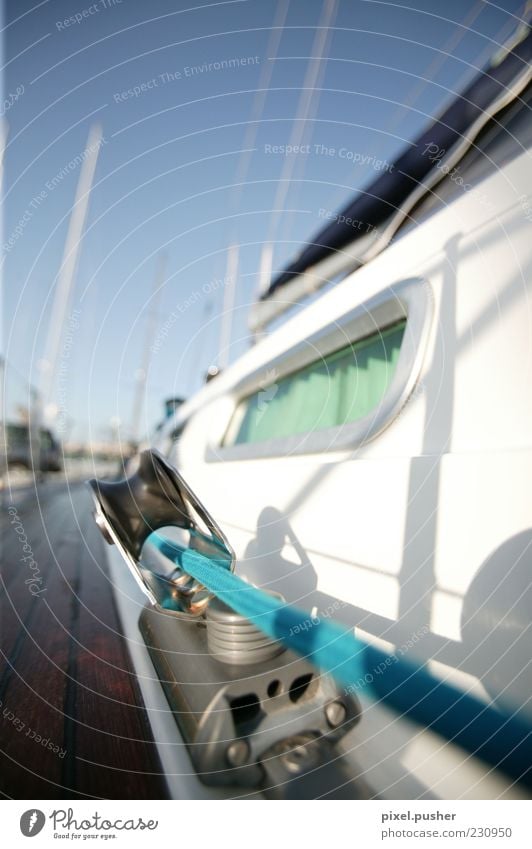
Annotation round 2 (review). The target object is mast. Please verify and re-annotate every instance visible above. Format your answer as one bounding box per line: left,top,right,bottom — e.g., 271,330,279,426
39,122,103,422
129,253,167,446
217,243,239,370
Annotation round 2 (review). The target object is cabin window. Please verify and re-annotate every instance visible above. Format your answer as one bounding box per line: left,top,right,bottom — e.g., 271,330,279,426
224,320,406,446
207,278,432,461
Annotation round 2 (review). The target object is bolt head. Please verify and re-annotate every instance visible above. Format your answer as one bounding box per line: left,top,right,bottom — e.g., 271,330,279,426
325,700,347,729
226,739,250,767
283,744,312,773
275,734,320,774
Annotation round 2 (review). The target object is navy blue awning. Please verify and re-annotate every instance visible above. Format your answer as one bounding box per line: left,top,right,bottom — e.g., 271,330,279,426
264,27,531,300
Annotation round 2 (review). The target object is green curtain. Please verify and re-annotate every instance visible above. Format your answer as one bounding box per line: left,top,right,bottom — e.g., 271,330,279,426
233,320,406,445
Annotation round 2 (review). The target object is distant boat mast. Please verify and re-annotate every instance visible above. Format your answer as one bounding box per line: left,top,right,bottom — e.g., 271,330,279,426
39,122,103,424
129,253,167,446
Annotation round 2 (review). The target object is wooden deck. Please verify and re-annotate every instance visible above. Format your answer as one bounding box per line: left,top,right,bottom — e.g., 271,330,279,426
0,480,167,799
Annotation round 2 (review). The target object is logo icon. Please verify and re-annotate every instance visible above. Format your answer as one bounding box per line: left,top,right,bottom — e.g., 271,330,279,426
20,810,46,837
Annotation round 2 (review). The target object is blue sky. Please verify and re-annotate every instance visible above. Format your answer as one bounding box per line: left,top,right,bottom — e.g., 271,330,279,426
2,0,525,441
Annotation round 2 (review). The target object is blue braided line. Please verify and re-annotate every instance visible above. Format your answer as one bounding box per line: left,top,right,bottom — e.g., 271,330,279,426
151,532,532,786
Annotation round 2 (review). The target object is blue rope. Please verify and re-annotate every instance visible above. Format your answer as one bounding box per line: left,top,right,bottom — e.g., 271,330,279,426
152,532,532,786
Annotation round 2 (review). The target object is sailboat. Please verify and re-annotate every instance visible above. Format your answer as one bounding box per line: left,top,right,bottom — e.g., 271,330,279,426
91,26,532,799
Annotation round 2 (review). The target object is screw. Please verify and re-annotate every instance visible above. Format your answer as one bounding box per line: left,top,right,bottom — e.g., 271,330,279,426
282,744,313,773
226,739,250,767
274,734,320,774
325,700,347,729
